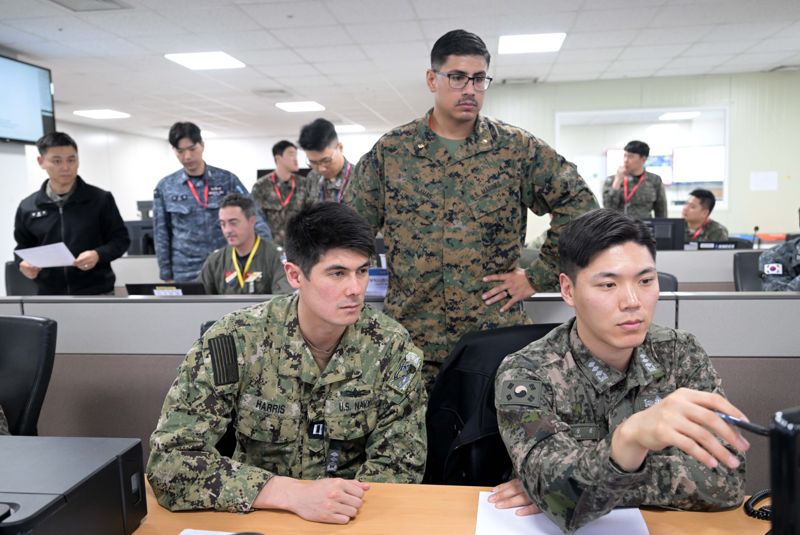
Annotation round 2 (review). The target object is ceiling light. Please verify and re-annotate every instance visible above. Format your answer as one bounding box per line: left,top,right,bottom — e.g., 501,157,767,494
164,51,245,70
334,124,365,133
658,111,701,121
275,101,325,113
498,33,566,54
73,109,130,119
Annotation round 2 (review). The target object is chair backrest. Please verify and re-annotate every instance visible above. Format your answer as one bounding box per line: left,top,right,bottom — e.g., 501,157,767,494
424,322,560,486
0,315,57,435
657,271,679,292
5,261,39,296
734,251,763,291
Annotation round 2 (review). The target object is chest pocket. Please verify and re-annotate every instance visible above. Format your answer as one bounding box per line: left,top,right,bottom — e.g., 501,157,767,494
164,197,192,216
236,407,301,469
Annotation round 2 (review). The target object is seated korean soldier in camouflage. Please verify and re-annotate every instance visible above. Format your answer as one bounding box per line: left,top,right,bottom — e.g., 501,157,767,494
492,209,747,533
148,202,427,524
759,236,800,291
682,188,729,242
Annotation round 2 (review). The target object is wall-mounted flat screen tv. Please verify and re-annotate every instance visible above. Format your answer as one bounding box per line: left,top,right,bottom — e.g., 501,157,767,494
0,54,55,145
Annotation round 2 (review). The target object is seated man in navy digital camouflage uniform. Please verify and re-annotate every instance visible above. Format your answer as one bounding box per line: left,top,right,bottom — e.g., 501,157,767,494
148,203,426,524
491,209,747,533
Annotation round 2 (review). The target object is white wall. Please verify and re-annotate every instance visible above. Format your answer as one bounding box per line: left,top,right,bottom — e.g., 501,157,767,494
483,71,800,240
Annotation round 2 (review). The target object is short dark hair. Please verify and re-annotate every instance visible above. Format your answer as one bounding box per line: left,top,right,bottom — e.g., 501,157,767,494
168,122,202,148
219,193,256,219
36,132,77,156
272,140,297,158
298,118,338,152
559,209,656,281
431,29,491,70
624,140,650,158
689,189,716,214
285,202,375,278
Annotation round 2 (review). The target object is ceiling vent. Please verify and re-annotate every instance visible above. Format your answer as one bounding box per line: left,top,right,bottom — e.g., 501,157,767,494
253,88,291,98
499,77,540,85
768,65,800,72
48,0,129,12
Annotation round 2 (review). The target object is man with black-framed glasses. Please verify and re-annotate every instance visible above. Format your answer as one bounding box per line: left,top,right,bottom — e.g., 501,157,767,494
344,29,598,390
299,118,352,203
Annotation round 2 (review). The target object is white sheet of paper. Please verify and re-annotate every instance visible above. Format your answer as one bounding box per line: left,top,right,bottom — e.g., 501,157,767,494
749,171,778,191
15,242,75,268
475,491,649,535
178,530,235,535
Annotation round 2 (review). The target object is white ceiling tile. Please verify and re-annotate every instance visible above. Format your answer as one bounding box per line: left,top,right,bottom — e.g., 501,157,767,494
68,38,149,56
617,44,689,60
362,41,429,61
746,37,800,54
206,30,283,51
127,34,209,54
549,61,608,75
314,59,375,75
582,0,666,7
653,66,715,77
562,30,639,50
495,52,559,66
17,40,86,58
5,15,117,41
83,10,189,37
608,58,669,71
547,72,600,82
323,0,416,24
255,62,321,77
599,69,657,80
0,0,71,18
702,22,791,42
277,74,333,88
157,5,262,33
0,22,44,44
557,47,623,63
234,48,305,66
723,51,796,66
412,0,582,19
631,26,712,46
663,55,732,68
271,25,354,47
295,44,366,62
238,2,337,29
682,41,760,57
344,21,424,44
572,7,659,32
492,64,550,80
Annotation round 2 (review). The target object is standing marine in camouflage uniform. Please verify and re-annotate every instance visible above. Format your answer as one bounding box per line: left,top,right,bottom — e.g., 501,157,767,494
148,203,426,525
154,122,272,282
682,188,728,242
344,30,597,382
492,210,747,533
760,236,800,291
198,194,291,295
252,140,317,247
299,118,352,203
602,140,668,220
0,406,9,435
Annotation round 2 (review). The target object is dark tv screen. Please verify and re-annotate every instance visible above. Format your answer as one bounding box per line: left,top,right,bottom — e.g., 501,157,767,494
0,54,55,145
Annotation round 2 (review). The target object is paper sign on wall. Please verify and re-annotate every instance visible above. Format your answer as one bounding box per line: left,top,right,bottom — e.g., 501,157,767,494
750,171,778,191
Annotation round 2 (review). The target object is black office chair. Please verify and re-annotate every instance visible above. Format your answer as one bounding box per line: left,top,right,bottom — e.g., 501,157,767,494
5,260,39,296
657,271,679,292
424,323,560,486
0,315,57,435
733,251,763,291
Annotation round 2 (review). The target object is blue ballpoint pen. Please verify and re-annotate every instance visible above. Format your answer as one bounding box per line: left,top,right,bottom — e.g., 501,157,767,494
715,411,770,436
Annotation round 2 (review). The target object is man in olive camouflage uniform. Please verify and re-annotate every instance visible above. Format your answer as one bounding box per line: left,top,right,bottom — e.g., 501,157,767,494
602,140,667,220
492,209,747,533
252,140,317,247
0,406,9,435
148,203,426,525
760,236,800,291
682,189,728,242
344,30,597,383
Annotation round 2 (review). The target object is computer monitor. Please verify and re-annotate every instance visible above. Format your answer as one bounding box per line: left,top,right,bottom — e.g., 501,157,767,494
136,200,153,220
641,218,686,251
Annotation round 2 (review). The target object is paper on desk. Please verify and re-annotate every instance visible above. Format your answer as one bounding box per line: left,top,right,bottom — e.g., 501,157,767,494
15,242,75,268
475,491,649,535
178,530,234,535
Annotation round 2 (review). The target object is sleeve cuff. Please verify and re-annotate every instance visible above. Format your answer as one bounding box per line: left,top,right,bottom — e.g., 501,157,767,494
218,463,274,512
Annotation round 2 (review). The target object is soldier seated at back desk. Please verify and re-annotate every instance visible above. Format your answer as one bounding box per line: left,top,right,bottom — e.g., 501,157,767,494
148,202,427,525
198,193,292,295
491,209,747,533
760,235,800,291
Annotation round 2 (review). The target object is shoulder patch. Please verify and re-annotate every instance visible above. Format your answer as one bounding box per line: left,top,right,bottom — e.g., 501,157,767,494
388,353,419,394
764,263,783,275
498,380,543,407
208,334,239,386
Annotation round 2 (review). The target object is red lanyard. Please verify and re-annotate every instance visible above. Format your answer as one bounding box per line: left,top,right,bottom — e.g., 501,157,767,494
186,177,208,208
332,162,352,203
691,219,708,240
271,172,295,208
623,174,646,204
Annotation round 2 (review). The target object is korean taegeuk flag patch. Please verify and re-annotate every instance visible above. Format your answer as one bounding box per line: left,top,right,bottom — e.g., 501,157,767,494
764,263,784,275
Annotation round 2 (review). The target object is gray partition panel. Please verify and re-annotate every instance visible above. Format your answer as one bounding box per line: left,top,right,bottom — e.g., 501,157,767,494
23,296,266,354
657,249,736,284
677,293,800,357
0,297,22,315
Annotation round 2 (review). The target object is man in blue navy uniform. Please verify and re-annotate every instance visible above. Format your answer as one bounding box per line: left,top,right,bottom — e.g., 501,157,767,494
154,121,272,282
14,131,130,295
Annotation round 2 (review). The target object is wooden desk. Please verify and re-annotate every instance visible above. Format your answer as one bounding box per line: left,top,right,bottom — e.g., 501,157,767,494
136,482,770,535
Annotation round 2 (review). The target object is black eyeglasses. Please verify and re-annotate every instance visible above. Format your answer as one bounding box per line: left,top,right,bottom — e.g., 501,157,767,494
434,71,493,91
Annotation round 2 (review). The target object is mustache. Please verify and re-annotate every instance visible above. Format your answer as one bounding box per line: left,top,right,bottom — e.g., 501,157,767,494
457,98,478,105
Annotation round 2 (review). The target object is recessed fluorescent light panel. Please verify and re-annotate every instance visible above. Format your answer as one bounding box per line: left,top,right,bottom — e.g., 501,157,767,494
73,109,130,119
164,51,245,70
275,101,325,113
334,124,365,134
498,33,566,54
659,111,701,121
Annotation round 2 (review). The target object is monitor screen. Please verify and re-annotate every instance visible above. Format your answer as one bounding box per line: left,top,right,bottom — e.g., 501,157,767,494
641,218,687,251
0,55,55,145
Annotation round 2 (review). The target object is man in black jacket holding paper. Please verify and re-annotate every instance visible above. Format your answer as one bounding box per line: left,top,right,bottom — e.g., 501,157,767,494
14,132,130,295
